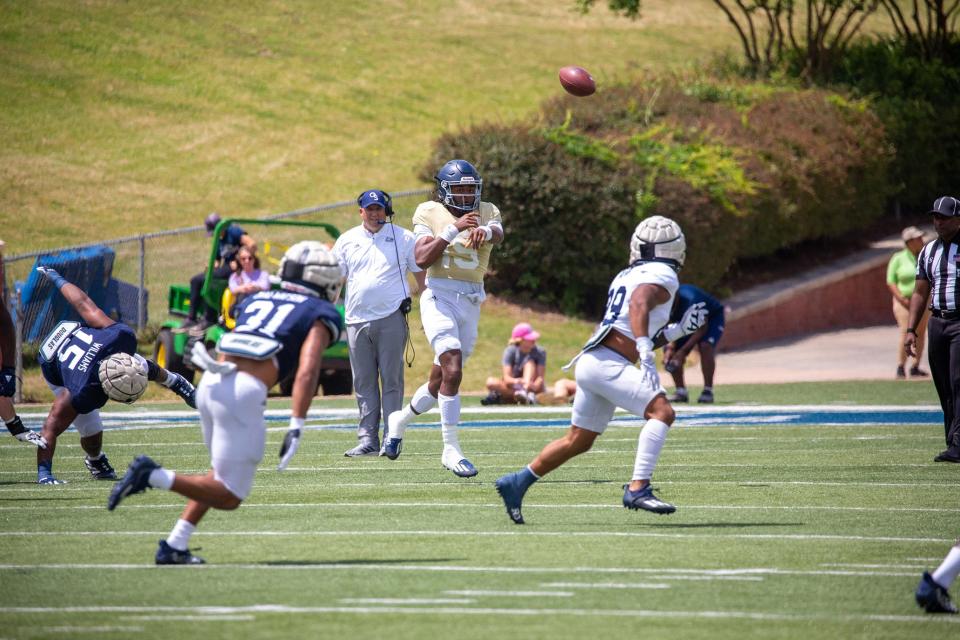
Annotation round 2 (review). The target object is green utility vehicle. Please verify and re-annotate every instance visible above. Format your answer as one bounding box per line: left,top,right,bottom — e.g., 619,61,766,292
152,218,352,395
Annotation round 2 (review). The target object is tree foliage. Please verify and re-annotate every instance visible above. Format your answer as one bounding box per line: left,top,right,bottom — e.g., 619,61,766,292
577,1,883,80
878,0,960,61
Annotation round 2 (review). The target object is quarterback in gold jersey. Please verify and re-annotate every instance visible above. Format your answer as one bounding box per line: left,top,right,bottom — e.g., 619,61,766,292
384,159,504,477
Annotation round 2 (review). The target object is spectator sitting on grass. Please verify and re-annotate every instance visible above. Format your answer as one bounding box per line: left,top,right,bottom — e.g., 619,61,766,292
482,323,546,405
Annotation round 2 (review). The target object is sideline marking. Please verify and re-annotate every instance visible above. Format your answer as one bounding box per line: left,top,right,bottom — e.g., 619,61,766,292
11,404,944,433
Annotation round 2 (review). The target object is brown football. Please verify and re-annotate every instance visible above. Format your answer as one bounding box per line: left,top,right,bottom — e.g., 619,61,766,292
558,66,596,97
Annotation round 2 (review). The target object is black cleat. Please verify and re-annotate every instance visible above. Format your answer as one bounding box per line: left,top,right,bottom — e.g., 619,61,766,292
622,484,676,514
156,539,205,565
107,455,159,510
85,454,118,480
916,571,958,613
495,472,527,525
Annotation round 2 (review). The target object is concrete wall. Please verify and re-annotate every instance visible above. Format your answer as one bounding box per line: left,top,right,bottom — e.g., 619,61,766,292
720,242,900,352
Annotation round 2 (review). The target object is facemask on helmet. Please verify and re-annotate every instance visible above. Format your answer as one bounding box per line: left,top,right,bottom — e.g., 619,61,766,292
278,241,344,302
629,216,686,271
435,159,482,215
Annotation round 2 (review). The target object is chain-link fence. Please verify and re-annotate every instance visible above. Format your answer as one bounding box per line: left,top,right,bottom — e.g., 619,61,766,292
1,189,431,402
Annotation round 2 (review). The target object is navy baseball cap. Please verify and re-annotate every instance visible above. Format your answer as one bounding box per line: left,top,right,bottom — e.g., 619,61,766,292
928,196,959,217
358,190,388,209
204,212,221,236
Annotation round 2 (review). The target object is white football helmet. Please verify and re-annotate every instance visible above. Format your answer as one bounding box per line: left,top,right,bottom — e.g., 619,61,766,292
98,353,148,404
278,241,344,302
629,215,686,270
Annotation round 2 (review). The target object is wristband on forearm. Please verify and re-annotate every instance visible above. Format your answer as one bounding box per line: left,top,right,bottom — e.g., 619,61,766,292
478,225,493,241
906,327,917,335
42,270,69,289
439,224,460,244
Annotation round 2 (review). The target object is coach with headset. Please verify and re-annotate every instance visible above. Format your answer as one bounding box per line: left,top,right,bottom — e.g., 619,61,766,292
333,189,426,457
905,195,960,463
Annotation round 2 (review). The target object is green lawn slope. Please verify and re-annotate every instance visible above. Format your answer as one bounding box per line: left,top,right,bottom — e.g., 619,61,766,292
1,0,742,252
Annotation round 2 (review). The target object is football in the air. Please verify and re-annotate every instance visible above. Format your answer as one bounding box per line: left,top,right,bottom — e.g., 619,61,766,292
558,66,596,97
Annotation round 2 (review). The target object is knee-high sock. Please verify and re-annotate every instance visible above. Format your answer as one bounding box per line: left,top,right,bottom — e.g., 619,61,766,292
439,393,461,453
632,419,671,481
932,544,960,588
390,383,436,439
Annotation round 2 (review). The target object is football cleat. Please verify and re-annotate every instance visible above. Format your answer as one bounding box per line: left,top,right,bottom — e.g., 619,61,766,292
480,391,501,406
381,438,403,460
14,430,47,449
344,442,380,457
167,372,197,409
156,539,205,565
494,473,527,525
622,484,676,514
37,474,66,485
442,454,478,478
668,390,689,403
697,389,714,404
916,571,958,614
84,454,118,480
107,455,160,510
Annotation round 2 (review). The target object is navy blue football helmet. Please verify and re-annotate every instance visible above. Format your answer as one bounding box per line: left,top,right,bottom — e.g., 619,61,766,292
435,159,482,215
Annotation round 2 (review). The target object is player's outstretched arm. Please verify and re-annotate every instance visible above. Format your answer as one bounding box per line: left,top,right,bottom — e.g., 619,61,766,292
36,267,114,329
277,321,330,471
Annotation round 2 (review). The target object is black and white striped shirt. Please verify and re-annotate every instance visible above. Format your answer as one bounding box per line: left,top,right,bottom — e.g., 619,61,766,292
917,235,959,312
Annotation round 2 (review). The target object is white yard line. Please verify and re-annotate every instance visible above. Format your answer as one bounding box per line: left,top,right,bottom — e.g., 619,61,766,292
1,479,955,492
0,502,955,514
339,598,474,605
0,563,925,578
542,582,672,589
2,604,956,625
0,528,950,543
444,590,575,597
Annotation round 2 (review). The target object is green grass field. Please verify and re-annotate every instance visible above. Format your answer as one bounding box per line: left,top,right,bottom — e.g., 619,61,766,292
1,382,957,640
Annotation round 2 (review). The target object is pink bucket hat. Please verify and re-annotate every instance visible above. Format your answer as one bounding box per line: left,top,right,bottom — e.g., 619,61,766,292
511,322,540,342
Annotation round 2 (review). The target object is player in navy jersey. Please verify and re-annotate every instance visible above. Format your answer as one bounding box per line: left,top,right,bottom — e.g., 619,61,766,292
33,267,197,485
108,241,344,565
662,284,726,404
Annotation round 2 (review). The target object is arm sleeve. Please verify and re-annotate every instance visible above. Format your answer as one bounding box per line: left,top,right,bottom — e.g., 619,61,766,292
228,273,242,293
916,245,930,281
404,231,423,272
413,224,434,241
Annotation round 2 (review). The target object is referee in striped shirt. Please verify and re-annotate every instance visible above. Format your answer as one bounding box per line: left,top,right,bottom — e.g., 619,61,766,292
906,196,960,463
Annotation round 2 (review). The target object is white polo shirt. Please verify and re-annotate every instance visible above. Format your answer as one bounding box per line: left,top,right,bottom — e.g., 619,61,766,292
333,223,421,325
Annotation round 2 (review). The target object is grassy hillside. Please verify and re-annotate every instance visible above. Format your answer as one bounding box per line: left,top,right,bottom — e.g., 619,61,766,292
0,0,742,253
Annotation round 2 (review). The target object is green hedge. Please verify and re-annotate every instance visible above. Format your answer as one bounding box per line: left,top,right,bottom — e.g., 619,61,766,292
825,39,960,212
425,74,894,316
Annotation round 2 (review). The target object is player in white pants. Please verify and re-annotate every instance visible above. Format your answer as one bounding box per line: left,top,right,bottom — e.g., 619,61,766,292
107,242,343,564
383,159,503,477
495,216,705,523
